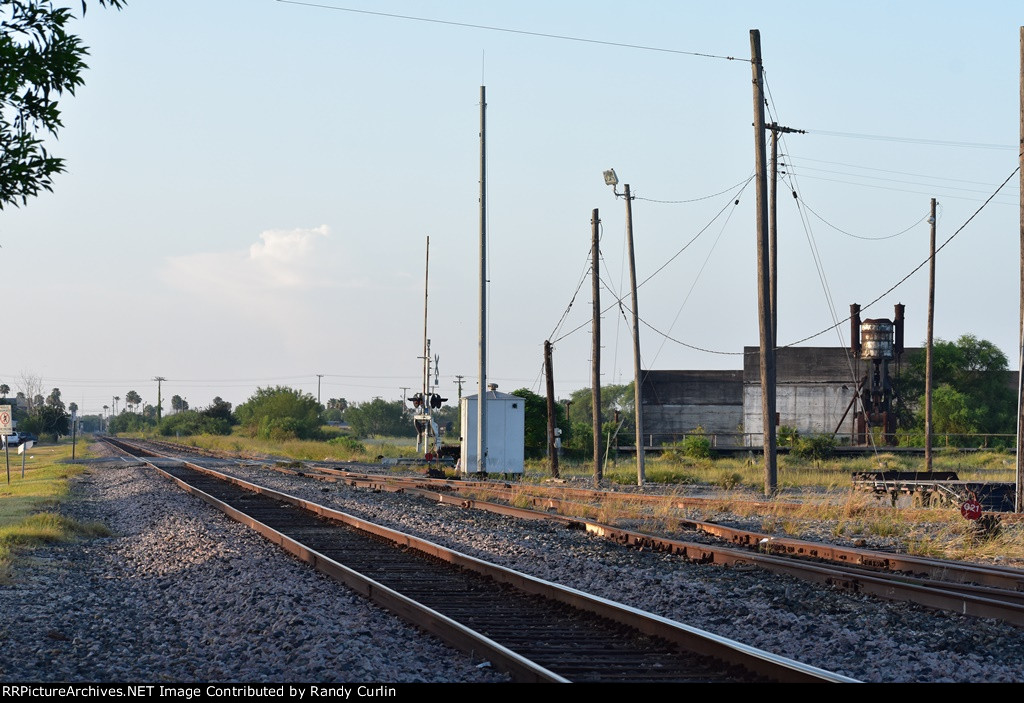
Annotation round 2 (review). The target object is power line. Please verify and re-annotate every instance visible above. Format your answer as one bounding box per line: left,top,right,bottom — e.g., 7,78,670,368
806,129,1015,151
632,167,1018,358
794,195,930,241
633,175,754,204
783,163,1019,199
276,1,742,61
784,165,1020,348
550,181,750,345
785,156,1022,190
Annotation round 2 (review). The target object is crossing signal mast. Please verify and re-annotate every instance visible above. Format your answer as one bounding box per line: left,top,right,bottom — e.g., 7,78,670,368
409,237,447,457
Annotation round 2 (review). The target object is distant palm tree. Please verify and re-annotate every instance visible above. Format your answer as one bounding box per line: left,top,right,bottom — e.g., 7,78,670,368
125,390,142,413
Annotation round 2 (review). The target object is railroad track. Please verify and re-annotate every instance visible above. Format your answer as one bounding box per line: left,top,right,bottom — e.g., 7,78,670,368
121,438,1024,627
98,437,853,683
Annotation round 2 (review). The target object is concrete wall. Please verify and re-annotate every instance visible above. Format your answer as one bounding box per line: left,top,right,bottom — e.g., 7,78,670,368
741,346,919,445
744,383,857,446
641,370,743,443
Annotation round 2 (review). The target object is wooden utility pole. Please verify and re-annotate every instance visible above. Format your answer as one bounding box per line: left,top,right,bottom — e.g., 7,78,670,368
544,340,559,478
926,198,937,472
767,122,805,350
751,30,777,496
153,376,165,422
622,184,646,486
591,208,603,487
1017,27,1024,513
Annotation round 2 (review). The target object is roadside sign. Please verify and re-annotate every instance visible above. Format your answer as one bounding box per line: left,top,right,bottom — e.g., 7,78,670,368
961,499,983,521
17,441,32,455
0,405,11,436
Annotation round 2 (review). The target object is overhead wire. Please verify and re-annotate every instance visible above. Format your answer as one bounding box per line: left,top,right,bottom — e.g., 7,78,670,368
645,180,746,369
785,155,1021,188
275,1,744,61
783,165,1020,348
796,199,931,241
805,129,1015,151
633,176,755,204
550,179,751,346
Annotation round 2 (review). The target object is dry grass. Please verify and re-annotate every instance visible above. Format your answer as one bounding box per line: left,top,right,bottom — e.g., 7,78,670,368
136,433,1024,564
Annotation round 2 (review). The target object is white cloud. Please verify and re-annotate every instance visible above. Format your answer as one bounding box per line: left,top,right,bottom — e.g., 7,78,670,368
248,225,330,287
161,225,341,321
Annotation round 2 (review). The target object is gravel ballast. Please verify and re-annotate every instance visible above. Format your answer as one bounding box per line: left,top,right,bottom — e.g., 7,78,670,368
0,458,507,683
2,448,1023,683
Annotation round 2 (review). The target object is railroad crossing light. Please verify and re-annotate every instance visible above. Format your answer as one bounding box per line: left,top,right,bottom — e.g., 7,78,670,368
603,169,618,186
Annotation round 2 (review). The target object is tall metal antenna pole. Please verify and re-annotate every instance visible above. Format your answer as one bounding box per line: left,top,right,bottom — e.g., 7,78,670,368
478,85,488,474
423,236,430,401
1016,27,1024,513
751,30,777,496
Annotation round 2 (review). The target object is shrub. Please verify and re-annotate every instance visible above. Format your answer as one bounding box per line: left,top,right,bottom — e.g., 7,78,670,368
681,426,713,459
159,411,232,437
717,472,743,490
792,433,837,462
778,425,799,447
329,435,366,453
235,386,323,440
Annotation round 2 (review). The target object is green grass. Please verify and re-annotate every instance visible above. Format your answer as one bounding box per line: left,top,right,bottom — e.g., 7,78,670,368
166,430,422,463
0,439,110,580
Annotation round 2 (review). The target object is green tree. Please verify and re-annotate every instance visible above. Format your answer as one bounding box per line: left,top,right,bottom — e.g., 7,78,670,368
323,397,349,424
157,409,229,437
235,386,323,441
35,404,68,440
0,0,126,208
125,390,142,413
565,383,635,434
0,383,9,398
109,410,156,434
46,387,64,410
901,335,1015,436
170,395,188,413
344,398,413,438
78,413,101,432
510,388,562,459
201,396,234,424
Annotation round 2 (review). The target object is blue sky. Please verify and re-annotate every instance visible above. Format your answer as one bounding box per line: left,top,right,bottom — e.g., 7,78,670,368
1,1,1021,416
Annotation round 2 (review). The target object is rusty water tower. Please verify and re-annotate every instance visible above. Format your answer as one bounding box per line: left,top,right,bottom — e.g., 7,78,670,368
850,303,905,445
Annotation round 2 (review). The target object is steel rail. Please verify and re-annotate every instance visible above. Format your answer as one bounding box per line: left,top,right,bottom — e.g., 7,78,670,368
255,461,1024,624
244,458,1024,593
100,437,854,683
107,439,1024,625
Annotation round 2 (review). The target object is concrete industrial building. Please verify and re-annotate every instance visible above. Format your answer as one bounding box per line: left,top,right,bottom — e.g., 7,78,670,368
640,346,921,448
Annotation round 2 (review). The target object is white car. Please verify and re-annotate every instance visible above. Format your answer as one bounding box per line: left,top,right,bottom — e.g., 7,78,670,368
2,432,25,447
